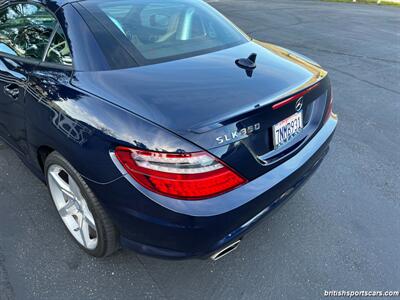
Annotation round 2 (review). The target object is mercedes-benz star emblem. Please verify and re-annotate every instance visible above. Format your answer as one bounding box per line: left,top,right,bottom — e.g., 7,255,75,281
295,97,304,112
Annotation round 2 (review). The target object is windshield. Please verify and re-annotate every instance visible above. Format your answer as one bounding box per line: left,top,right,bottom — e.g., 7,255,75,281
81,0,248,65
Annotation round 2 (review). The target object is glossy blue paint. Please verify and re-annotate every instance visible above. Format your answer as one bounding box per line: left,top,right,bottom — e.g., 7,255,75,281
73,40,327,137
90,116,336,258
0,0,337,258
111,117,337,218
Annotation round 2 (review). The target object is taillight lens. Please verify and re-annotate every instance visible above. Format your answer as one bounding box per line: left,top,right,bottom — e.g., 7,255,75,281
114,147,247,200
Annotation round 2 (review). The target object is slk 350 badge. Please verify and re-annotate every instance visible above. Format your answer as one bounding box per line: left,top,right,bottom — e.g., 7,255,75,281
216,123,261,144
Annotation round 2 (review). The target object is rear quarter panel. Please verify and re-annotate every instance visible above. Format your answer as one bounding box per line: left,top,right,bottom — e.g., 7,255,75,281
25,67,200,184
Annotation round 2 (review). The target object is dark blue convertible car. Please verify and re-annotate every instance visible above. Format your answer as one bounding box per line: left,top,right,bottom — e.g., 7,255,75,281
0,0,337,259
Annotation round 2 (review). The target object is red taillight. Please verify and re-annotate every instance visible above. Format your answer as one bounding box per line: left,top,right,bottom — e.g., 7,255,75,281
114,147,247,200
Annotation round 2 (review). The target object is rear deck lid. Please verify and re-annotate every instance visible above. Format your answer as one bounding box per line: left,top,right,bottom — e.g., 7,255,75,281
73,40,327,144
72,41,330,180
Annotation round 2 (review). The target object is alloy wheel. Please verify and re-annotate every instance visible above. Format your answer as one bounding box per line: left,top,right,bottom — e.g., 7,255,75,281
47,165,98,250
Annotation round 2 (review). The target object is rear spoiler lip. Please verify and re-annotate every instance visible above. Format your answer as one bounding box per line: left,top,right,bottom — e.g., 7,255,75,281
189,76,327,134
272,82,321,111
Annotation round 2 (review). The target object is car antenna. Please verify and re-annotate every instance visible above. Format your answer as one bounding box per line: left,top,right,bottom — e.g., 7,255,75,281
235,53,257,77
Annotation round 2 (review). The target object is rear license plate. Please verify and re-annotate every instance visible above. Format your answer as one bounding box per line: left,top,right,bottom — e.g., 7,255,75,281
273,112,303,149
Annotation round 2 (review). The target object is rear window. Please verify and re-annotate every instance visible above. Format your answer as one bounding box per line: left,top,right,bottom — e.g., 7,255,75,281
81,0,248,65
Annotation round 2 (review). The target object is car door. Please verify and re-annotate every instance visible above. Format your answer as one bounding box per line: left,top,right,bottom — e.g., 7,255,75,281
27,23,78,144
0,55,28,151
0,3,57,153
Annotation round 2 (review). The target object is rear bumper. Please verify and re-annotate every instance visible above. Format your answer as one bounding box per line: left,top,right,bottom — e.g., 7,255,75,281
88,116,337,259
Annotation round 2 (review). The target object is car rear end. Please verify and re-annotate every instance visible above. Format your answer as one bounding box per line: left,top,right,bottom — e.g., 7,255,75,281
81,74,337,259
86,116,336,260
70,0,338,259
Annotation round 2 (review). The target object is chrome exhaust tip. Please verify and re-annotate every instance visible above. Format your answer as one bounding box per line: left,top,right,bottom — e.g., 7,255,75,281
210,240,241,261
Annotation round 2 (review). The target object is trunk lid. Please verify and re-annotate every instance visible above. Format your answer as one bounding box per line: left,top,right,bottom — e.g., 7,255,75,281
72,41,330,180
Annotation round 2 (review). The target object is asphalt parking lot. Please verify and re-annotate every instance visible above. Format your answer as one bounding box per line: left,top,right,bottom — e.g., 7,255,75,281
1,0,399,299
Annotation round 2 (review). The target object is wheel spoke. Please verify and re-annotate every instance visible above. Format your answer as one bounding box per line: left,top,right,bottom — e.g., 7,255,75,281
85,213,96,230
69,176,83,202
48,164,98,250
81,201,96,229
49,171,75,202
58,199,75,217
79,217,90,248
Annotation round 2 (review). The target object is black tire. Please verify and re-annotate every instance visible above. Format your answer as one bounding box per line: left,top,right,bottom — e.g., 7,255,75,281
44,151,119,257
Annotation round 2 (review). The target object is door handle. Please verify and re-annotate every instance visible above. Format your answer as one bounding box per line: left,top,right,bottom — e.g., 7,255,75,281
3,83,20,100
